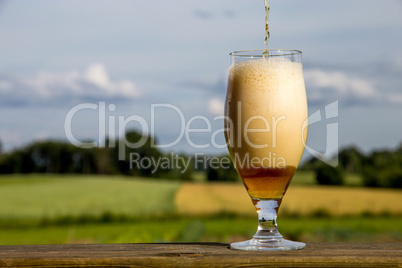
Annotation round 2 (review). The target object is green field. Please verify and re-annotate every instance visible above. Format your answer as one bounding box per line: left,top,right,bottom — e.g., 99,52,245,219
0,174,179,224
1,217,401,245
0,174,401,245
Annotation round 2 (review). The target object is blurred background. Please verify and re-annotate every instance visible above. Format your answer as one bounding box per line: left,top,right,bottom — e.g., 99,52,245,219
0,0,401,245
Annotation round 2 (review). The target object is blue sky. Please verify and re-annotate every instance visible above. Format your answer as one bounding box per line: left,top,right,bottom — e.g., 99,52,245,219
0,0,401,160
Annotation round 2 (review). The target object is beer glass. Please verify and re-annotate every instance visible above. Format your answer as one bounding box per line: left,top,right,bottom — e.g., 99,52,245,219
225,49,308,251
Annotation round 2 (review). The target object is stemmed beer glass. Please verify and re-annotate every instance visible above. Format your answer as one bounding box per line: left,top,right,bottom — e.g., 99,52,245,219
225,49,308,251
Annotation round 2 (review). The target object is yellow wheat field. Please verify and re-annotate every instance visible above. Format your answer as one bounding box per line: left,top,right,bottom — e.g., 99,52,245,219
175,183,402,216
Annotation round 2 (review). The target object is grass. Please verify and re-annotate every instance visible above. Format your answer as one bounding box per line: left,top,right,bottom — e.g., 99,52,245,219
0,216,401,245
1,174,401,221
0,174,180,223
0,220,189,245
0,174,401,245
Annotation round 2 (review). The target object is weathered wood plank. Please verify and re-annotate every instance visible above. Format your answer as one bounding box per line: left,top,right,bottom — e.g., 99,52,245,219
0,243,401,267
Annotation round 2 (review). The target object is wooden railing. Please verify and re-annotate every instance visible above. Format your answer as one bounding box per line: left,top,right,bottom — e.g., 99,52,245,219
0,243,401,267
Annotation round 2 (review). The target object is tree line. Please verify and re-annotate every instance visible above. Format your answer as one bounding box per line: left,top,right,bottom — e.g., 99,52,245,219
0,130,237,182
0,131,401,188
300,145,402,188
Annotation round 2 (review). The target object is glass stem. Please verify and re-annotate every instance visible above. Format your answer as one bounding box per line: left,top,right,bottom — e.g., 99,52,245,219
252,199,283,243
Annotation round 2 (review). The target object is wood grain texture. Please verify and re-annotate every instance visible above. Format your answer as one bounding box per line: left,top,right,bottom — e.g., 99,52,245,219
0,243,401,267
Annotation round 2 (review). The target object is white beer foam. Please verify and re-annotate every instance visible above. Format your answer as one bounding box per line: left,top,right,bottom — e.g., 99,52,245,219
227,57,307,168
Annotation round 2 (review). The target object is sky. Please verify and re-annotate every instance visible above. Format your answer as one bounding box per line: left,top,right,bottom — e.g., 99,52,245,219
0,0,401,161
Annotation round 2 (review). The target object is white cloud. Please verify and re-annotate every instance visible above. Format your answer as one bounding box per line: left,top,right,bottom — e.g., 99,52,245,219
305,69,376,96
304,68,381,106
25,71,82,98
85,63,110,89
387,93,402,104
0,63,141,106
208,98,224,116
83,63,140,98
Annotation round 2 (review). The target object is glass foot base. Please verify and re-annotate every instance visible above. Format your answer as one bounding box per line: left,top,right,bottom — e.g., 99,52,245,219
230,239,306,251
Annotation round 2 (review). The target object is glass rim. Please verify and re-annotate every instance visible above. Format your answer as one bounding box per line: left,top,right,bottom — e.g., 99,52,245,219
229,49,302,57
